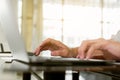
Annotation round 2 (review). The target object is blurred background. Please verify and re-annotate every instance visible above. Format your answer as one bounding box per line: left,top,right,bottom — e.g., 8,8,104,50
0,0,120,80
17,0,120,52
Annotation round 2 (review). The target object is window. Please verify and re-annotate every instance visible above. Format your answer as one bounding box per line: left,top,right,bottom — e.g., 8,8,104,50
42,0,120,47
103,0,120,38
18,0,120,48
43,0,101,47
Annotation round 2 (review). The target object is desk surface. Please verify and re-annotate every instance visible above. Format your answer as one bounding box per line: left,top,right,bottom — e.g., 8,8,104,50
2,60,120,72
1,60,120,80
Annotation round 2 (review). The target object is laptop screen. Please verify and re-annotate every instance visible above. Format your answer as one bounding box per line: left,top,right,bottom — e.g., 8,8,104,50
0,0,29,62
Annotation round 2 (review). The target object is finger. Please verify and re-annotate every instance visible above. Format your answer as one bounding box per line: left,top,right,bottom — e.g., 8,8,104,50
77,41,88,59
85,45,95,59
86,43,101,59
79,38,106,59
34,47,41,56
77,48,85,59
77,40,95,59
35,45,52,56
34,44,49,55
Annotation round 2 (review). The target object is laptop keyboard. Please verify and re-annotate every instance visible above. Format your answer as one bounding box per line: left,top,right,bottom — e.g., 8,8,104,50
29,56,80,62
28,56,114,66
29,55,112,62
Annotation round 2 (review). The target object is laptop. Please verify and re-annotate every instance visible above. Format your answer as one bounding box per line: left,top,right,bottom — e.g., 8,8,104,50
0,0,113,67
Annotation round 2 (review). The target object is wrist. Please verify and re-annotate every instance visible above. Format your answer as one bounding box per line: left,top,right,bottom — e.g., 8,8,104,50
69,47,78,58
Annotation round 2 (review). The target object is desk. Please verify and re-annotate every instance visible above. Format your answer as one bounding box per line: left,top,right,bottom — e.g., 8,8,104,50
3,61,120,80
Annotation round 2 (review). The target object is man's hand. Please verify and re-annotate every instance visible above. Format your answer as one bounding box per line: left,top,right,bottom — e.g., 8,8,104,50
34,38,72,57
77,38,120,60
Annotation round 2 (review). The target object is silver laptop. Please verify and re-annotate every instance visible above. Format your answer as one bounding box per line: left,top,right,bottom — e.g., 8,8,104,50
0,0,112,66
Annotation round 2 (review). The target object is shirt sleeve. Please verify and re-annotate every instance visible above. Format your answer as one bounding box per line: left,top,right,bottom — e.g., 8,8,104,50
111,30,120,42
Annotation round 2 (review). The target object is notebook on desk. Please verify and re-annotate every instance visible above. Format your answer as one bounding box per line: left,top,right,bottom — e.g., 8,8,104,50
0,0,113,67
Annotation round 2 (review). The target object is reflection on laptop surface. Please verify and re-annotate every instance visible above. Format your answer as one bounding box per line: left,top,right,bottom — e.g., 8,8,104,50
0,0,113,66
